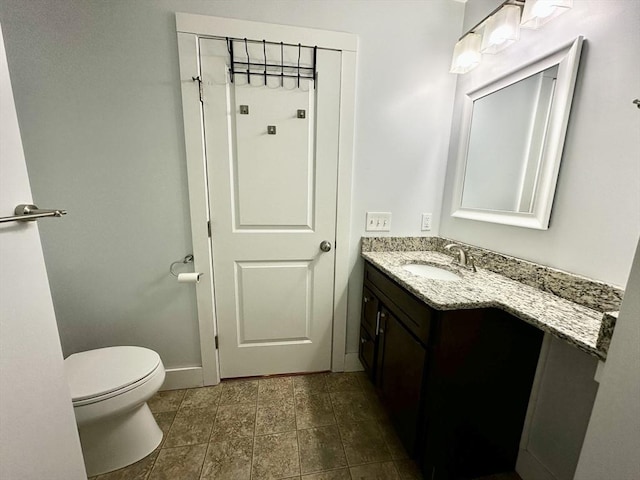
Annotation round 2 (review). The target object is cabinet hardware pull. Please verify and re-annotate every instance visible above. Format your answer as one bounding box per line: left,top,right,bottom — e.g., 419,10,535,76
361,337,366,344
375,311,381,336
363,297,369,303
379,328,385,334
380,312,386,318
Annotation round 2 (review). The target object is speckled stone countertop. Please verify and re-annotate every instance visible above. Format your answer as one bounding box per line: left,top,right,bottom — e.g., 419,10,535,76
362,249,616,360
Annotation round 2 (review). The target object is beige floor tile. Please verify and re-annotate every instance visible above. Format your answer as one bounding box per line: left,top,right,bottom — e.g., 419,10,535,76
298,425,347,475
200,437,253,479
148,444,206,480
350,461,400,479
180,385,222,410
256,399,296,435
153,411,176,435
148,390,186,413
219,379,258,405
252,431,300,479
378,420,410,460
153,411,176,447
95,450,158,480
326,373,362,393
163,407,216,448
211,403,256,441
356,373,377,396
294,374,328,396
394,459,423,479
301,468,351,480
258,376,294,405
330,391,379,425
295,393,336,429
338,421,391,466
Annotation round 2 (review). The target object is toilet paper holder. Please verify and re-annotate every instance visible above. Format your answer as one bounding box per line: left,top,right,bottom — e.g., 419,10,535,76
169,254,195,277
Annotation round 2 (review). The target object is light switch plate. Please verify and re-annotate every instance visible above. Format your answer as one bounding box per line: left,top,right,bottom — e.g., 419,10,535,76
421,213,432,231
366,212,391,232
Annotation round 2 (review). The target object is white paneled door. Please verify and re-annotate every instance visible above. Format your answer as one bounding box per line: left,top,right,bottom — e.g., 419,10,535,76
200,38,341,378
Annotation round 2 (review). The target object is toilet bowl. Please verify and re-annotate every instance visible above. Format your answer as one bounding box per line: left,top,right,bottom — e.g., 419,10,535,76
65,346,166,477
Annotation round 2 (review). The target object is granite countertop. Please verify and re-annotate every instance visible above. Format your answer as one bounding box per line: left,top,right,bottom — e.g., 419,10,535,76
362,250,609,360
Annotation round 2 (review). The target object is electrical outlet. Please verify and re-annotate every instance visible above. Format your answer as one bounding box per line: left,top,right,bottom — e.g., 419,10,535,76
421,213,432,231
366,212,392,232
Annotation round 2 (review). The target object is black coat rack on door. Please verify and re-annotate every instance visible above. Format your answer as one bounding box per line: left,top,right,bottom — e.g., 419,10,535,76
226,37,317,88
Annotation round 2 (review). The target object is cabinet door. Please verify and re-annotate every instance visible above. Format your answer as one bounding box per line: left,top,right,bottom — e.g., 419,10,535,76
361,286,379,337
358,327,376,376
376,307,426,456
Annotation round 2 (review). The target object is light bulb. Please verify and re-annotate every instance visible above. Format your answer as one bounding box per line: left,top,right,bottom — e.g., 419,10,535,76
481,5,520,54
521,0,573,29
450,33,482,74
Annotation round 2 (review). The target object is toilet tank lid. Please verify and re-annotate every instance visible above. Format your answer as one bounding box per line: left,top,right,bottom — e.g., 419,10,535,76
65,346,162,402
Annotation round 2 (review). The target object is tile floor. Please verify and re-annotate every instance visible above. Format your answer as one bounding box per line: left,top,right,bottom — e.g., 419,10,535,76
87,372,422,480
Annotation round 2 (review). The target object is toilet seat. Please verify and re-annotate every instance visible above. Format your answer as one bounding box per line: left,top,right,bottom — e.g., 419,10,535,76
66,346,161,406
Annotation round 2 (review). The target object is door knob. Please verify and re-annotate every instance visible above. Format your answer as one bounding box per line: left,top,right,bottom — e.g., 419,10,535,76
320,240,332,252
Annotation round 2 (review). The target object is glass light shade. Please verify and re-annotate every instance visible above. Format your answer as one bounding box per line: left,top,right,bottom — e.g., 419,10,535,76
521,0,573,29
481,5,521,54
450,33,482,74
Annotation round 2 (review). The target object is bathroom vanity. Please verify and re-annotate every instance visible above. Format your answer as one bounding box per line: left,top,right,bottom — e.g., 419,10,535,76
361,261,543,479
358,237,622,480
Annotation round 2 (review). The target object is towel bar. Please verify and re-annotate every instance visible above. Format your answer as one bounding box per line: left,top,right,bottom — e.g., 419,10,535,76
0,204,67,224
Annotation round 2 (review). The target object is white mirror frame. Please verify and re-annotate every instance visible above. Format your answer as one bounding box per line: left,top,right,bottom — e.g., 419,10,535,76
451,36,584,230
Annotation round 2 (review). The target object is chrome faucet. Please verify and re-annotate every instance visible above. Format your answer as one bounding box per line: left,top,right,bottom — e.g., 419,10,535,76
444,243,476,271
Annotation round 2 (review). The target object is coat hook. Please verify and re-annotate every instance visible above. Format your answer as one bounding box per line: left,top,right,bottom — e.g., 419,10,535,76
297,43,301,88
633,99,640,109
244,37,250,84
280,42,284,88
228,37,235,83
263,40,267,86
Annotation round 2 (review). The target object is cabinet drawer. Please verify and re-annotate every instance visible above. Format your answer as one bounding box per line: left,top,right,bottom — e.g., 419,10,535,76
358,326,376,378
365,263,432,345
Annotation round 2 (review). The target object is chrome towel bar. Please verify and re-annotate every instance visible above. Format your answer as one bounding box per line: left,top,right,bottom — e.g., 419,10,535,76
0,204,67,224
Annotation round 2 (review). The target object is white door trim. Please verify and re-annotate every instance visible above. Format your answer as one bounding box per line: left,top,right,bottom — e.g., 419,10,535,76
176,13,357,385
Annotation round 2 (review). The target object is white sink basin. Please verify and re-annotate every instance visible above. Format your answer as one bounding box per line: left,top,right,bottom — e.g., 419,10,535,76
402,263,462,281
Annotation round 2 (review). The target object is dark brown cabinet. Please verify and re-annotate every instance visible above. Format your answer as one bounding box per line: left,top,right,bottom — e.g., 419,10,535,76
359,261,544,480
376,307,426,455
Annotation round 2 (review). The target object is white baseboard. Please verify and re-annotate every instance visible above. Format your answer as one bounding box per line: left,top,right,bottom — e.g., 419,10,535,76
516,449,557,480
161,366,204,390
164,357,362,388
343,352,364,372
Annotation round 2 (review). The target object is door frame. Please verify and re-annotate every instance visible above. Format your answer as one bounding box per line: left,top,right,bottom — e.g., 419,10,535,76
176,13,357,385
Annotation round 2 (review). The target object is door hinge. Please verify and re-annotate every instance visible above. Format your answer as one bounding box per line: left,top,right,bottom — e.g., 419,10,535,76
214,335,219,349
192,75,203,103
207,220,211,237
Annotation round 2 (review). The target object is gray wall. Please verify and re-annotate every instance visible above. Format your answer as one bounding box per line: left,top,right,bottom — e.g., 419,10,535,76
0,1,464,367
441,1,640,479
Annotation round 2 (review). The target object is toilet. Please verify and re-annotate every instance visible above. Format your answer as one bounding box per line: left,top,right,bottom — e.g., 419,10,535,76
64,346,166,477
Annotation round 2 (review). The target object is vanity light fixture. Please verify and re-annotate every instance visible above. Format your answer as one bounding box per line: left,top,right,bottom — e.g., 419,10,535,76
450,0,573,75
450,33,482,74
521,0,573,29
481,5,521,54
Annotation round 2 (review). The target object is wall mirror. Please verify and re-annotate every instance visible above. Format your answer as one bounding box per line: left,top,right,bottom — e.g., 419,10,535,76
451,36,583,229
